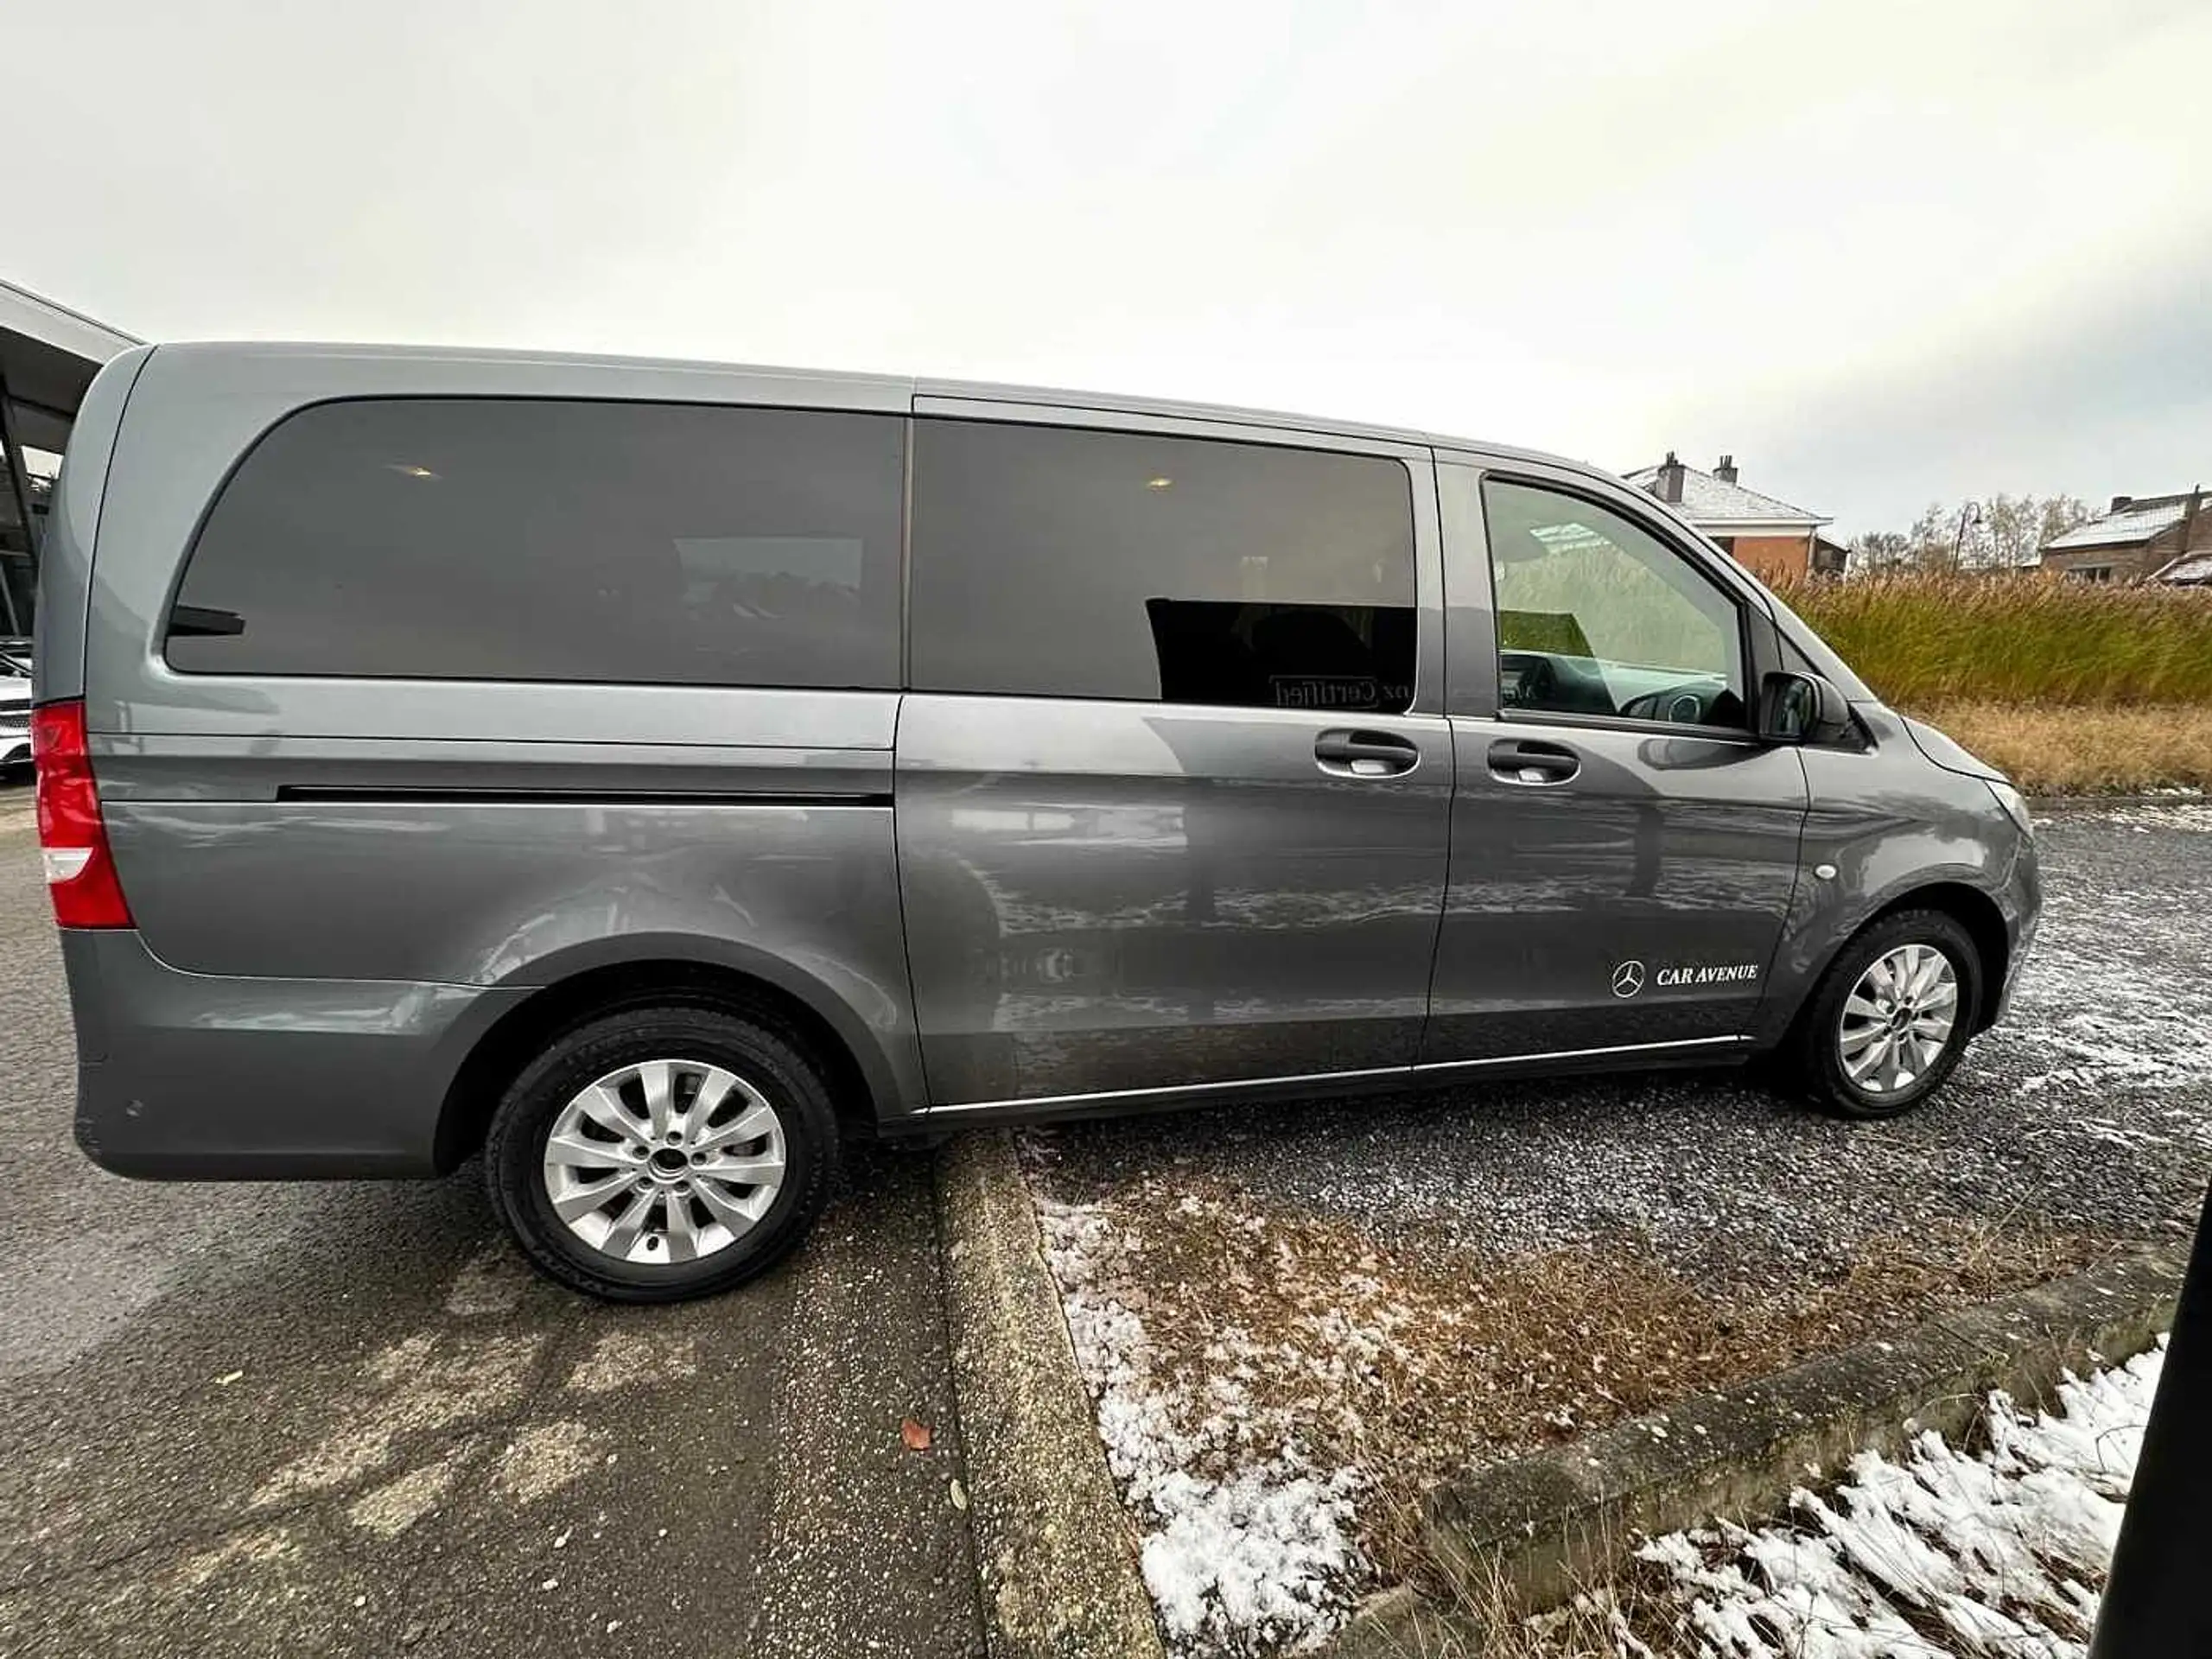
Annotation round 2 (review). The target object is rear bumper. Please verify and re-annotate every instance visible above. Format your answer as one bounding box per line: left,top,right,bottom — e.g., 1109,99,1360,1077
63,929,524,1179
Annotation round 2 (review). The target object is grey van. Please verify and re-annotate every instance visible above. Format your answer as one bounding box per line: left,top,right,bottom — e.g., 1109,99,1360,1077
35,343,2037,1301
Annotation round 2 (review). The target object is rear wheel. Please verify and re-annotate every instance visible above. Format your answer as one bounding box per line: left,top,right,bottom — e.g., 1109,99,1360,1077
484,1005,838,1301
1783,909,1981,1120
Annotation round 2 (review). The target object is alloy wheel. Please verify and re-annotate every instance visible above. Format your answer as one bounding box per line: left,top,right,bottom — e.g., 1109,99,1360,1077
540,1058,787,1265
1836,943,1960,1097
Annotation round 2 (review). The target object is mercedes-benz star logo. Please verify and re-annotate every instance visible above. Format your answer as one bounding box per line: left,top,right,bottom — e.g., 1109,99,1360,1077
1611,960,1646,999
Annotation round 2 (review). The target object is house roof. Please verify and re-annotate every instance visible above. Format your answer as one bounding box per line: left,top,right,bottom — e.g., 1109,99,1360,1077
1622,461,1829,529
2156,551,2212,585
2044,498,2194,551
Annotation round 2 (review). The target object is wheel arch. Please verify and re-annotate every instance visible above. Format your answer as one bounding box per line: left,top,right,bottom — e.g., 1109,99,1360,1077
433,947,907,1173
1859,880,2011,1034
1760,874,2018,1056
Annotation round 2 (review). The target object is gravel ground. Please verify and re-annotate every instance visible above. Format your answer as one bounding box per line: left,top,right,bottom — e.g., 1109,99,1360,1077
1025,800,2212,1656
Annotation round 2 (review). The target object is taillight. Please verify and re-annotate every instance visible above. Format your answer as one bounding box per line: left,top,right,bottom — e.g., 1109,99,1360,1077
33,700,134,929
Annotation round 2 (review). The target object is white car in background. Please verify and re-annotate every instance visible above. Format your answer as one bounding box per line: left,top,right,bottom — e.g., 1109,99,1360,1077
0,639,31,772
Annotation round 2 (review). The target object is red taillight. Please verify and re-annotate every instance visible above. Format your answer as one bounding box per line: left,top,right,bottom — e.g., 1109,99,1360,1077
33,700,133,930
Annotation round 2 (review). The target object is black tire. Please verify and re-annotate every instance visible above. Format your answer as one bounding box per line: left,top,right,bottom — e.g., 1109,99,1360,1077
1783,908,1983,1121
484,1004,839,1302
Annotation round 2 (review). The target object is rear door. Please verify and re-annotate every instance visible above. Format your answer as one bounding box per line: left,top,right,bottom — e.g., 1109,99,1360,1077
895,408,1452,1109
1424,461,1808,1065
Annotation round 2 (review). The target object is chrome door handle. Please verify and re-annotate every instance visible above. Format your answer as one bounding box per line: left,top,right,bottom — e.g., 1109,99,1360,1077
1488,737,1579,785
1315,729,1420,778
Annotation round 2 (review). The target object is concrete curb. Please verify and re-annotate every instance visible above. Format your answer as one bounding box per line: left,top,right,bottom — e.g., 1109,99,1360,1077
934,1131,1165,1659
1325,1245,2183,1654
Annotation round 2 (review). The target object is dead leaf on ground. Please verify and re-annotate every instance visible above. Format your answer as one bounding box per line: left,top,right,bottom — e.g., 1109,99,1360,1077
899,1417,932,1452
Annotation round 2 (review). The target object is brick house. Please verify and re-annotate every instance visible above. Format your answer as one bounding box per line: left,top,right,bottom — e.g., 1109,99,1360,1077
1624,453,1839,581
2039,488,2207,583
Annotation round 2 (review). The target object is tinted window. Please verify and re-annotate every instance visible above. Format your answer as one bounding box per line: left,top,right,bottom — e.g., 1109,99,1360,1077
168,398,905,687
1484,479,1747,728
911,420,1415,710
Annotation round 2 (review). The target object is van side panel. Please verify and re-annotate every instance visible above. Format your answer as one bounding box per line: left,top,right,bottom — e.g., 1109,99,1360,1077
97,748,907,995
1754,705,2037,1046
73,348,928,1176
31,343,154,706
66,927,529,1178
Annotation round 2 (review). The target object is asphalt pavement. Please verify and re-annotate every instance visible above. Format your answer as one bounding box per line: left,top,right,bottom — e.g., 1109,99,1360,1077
0,799,984,1659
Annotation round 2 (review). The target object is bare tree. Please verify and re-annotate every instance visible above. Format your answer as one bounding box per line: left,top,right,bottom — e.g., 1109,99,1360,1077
2036,493,2092,550
1859,493,2096,573
1979,493,2040,570
1907,502,1958,570
1849,530,1910,571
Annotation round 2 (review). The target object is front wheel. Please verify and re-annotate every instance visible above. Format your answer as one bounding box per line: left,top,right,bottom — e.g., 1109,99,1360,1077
1783,909,1982,1120
484,1005,839,1302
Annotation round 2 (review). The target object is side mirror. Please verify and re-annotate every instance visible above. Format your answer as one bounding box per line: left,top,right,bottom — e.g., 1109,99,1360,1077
1758,670,1851,745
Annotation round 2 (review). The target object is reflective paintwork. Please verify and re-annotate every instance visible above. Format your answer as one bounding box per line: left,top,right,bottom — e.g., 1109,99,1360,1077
1427,720,1809,1059
1756,704,2037,1045
895,694,1452,1103
62,926,525,1177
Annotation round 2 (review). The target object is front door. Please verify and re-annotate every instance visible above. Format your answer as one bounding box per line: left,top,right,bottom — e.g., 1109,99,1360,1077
1424,468,1808,1064
894,412,1452,1109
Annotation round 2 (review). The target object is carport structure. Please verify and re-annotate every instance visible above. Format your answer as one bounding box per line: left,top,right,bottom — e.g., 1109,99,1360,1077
1,279,139,634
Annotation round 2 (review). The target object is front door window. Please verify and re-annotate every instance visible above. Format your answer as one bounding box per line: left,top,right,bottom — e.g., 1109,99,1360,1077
1484,479,1749,729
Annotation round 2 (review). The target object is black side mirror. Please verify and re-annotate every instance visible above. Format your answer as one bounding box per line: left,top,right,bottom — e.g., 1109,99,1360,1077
1758,670,1850,745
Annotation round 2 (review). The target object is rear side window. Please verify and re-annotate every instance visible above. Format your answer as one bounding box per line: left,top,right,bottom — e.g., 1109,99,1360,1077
167,398,906,688
910,419,1416,710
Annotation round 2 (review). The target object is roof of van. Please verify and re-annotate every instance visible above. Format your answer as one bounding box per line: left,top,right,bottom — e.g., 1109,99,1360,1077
137,339,1605,480
912,370,1576,469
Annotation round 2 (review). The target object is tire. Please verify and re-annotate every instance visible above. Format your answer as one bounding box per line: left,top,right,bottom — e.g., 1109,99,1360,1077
1783,908,1982,1120
484,1004,839,1302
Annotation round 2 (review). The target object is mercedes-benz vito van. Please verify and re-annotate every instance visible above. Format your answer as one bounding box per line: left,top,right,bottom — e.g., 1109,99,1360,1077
35,343,2038,1301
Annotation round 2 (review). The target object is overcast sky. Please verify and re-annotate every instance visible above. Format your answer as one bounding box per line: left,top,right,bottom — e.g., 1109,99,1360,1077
13,0,2210,533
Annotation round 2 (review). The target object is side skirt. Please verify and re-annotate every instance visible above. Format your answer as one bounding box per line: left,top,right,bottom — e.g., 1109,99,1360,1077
878,1034,1753,1134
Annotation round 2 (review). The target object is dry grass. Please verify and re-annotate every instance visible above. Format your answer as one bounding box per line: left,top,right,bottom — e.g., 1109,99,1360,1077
1067,1174,2112,1588
1371,1550,1763,1658
1773,572,2212,708
1374,1559,1681,1658
1903,700,2212,796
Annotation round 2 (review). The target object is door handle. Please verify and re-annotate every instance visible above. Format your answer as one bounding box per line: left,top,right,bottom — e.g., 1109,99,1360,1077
1488,737,1580,785
1315,728,1421,779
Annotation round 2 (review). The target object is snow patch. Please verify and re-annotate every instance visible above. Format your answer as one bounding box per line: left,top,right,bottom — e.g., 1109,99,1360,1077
1998,878,2212,1101
1036,1191,1367,1656
1141,1464,1362,1647
1629,1342,2164,1657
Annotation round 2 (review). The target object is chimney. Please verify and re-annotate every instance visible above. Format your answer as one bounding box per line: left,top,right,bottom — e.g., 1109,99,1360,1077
1714,454,1738,485
2111,495,2133,513
1655,451,1686,505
